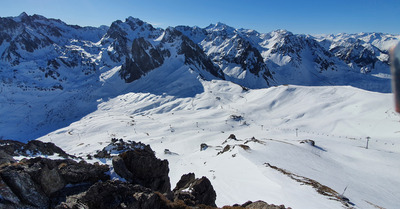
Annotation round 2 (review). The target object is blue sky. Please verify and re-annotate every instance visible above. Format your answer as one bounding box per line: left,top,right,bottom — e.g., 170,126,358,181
1,0,399,35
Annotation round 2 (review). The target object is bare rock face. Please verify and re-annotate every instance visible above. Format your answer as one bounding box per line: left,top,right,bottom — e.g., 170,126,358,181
0,167,49,208
57,180,167,209
22,157,110,186
242,200,291,209
114,146,171,194
0,176,22,209
0,139,291,209
0,150,16,165
112,155,133,181
173,173,217,207
0,155,110,209
58,160,110,184
120,37,170,83
32,162,65,195
94,138,149,158
0,139,72,159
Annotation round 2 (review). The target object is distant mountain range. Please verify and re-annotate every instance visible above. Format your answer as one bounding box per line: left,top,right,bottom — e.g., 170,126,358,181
0,12,399,140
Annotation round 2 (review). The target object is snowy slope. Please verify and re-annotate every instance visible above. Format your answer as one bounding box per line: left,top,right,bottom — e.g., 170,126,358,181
1,14,398,133
37,80,400,209
0,14,222,140
1,14,400,208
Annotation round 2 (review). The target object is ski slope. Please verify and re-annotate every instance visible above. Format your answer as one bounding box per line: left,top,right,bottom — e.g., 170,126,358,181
37,79,400,209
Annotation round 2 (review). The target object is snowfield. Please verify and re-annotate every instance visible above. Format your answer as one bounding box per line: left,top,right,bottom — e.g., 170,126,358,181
2,13,400,209
37,79,400,209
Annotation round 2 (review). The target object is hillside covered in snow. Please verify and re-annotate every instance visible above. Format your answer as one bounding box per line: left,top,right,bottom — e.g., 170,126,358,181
1,13,400,209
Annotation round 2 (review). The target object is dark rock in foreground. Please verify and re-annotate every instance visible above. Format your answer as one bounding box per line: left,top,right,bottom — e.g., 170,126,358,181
112,142,171,194
0,156,110,209
240,200,291,209
0,139,290,209
0,139,73,160
173,173,217,207
57,180,167,209
94,138,150,158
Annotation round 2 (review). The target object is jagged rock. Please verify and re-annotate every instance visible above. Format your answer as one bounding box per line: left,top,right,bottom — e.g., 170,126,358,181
222,133,241,145
0,150,15,165
50,183,92,209
0,138,291,209
117,147,171,194
21,157,109,186
0,167,49,208
242,200,291,209
0,177,22,209
120,37,168,83
299,139,315,146
174,173,196,191
59,180,167,209
58,160,109,184
0,139,72,158
244,137,266,145
230,115,244,122
0,156,111,209
32,162,65,195
94,138,150,158
218,144,250,155
173,173,217,207
24,140,71,158
228,134,237,139
0,140,27,156
218,145,231,155
112,155,133,181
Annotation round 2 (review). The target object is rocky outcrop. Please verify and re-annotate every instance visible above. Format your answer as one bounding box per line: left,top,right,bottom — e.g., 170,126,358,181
1,167,49,208
173,173,217,207
169,28,224,79
240,200,291,209
0,139,72,159
299,139,315,146
0,150,16,165
329,39,380,69
94,138,149,158
0,156,110,209
120,37,170,82
112,143,171,194
0,139,291,209
57,180,167,209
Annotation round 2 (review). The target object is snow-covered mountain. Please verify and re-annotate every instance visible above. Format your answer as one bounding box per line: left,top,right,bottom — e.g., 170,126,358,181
1,12,399,147
0,14,224,140
178,24,399,92
1,13,400,209
37,81,400,209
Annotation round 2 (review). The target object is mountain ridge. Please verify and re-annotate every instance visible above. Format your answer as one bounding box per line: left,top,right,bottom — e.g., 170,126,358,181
1,13,400,209
0,13,399,140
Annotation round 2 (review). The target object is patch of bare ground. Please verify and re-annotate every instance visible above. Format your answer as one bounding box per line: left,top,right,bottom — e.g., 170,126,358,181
364,200,386,209
264,163,355,208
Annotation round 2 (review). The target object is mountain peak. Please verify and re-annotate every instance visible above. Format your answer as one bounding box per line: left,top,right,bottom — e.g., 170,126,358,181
12,12,29,22
273,29,292,35
125,16,144,25
206,22,235,33
215,22,228,27
18,12,28,18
